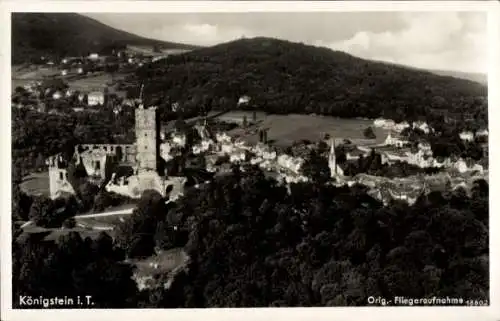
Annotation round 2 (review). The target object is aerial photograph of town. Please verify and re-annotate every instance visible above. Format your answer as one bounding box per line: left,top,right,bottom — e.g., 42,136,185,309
6,8,490,312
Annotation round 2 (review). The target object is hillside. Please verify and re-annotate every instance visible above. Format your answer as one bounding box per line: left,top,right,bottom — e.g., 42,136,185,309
132,37,487,129
12,13,199,64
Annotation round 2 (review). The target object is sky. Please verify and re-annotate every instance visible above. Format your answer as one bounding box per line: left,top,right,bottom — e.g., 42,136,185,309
85,12,487,74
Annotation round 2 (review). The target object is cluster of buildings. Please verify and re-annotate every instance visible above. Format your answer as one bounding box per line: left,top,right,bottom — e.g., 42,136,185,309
373,118,432,134
13,80,113,113
344,131,486,174
340,169,487,206
158,125,314,184
459,129,489,142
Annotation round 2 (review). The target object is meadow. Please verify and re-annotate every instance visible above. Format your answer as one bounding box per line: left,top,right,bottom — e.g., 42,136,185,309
20,172,50,197
214,111,390,147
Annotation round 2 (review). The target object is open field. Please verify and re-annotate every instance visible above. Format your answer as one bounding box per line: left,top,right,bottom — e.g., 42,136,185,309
212,111,389,147
131,247,189,277
12,67,59,90
12,66,60,80
20,172,50,197
12,64,129,96
66,72,128,92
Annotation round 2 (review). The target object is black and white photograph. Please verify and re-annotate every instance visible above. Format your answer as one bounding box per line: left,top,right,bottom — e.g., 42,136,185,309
1,1,499,320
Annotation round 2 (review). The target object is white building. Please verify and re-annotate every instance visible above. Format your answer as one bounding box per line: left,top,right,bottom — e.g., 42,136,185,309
230,151,247,163
237,95,251,105
476,129,489,137
412,121,431,134
277,154,304,174
394,121,410,132
52,91,63,100
171,134,186,147
88,91,105,106
459,131,474,142
384,132,409,148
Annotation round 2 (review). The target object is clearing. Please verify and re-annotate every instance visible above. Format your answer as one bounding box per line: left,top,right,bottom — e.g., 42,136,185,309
20,172,50,197
207,111,389,147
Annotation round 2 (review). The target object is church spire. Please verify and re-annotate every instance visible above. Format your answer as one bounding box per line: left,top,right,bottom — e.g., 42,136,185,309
138,84,145,109
329,138,337,176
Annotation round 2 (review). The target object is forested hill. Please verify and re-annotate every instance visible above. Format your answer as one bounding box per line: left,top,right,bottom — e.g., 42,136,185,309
134,37,487,127
430,70,487,85
12,13,199,64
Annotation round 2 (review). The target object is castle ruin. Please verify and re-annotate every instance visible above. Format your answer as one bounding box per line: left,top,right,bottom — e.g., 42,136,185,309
47,87,186,200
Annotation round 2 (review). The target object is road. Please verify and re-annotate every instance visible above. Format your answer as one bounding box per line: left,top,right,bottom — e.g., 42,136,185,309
20,206,135,229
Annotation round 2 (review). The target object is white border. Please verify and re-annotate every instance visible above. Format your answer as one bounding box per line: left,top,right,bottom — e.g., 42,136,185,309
1,2,499,321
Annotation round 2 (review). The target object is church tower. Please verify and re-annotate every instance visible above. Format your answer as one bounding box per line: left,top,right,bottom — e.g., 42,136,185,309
329,138,343,177
135,84,160,174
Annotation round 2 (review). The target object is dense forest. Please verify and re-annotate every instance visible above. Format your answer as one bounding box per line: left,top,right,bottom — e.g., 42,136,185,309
12,13,198,64
129,37,487,132
12,166,489,307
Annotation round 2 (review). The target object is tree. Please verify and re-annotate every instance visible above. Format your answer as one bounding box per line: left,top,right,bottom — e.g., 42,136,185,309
115,190,167,258
28,196,55,226
12,229,138,308
78,182,99,211
62,217,76,228
363,126,376,139
34,153,46,172
302,150,331,184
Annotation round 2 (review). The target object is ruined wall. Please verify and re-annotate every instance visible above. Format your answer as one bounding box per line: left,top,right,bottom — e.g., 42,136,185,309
75,144,136,164
78,153,108,178
47,163,75,199
105,172,186,200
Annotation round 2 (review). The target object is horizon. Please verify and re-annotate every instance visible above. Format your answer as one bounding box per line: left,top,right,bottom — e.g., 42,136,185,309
85,12,487,75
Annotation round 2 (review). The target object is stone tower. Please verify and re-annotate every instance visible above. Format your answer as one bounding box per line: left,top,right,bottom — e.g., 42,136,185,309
47,154,74,199
135,85,160,174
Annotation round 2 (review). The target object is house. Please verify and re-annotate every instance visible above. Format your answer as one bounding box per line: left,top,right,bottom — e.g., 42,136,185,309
381,150,408,164
394,121,410,132
346,148,367,161
384,131,409,148
88,91,105,106
237,95,251,105
412,121,431,134
52,91,63,100
88,53,99,60
476,129,488,137
417,142,432,153
459,131,474,142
